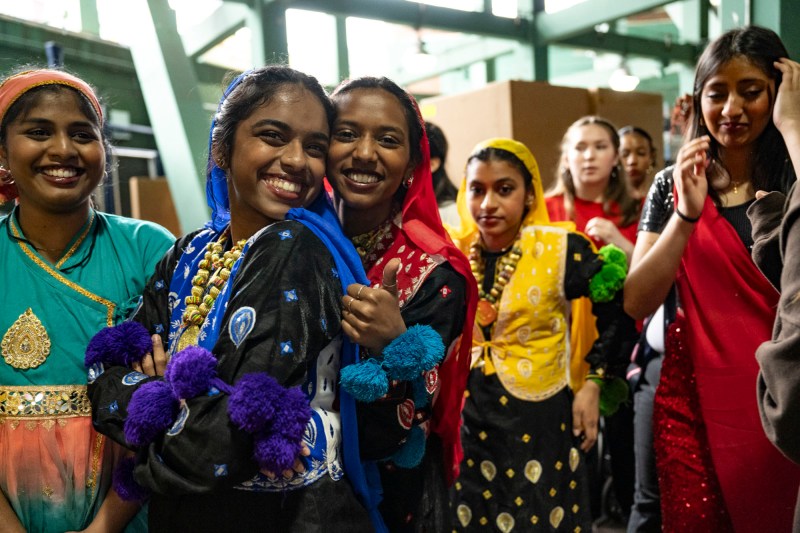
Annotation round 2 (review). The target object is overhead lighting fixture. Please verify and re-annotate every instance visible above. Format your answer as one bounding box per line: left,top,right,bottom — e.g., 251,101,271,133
608,60,639,92
404,31,437,73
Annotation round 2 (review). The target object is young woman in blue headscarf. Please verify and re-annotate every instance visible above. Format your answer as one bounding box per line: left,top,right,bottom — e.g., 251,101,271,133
85,66,381,532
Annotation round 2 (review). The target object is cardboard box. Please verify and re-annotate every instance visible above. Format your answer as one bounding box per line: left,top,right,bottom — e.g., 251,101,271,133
129,176,182,237
421,80,663,191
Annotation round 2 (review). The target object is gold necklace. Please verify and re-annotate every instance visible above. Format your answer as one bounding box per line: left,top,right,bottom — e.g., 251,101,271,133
176,233,246,351
469,235,522,327
351,215,394,262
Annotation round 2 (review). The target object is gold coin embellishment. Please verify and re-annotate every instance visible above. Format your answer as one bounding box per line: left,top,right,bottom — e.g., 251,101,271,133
524,460,542,484
527,286,541,306
569,447,580,472
2,309,51,369
480,460,497,482
456,504,472,527
550,506,565,528
496,512,515,532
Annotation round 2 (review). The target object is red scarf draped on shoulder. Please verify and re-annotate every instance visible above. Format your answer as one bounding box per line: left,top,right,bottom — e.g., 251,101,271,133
678,194,800,531
364,98,477,485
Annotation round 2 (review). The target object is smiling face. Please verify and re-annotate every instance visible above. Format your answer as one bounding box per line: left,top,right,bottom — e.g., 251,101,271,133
224,84,329,240
700,55,775,152
0,88,104,215
327,87,413,234
467,158,531,252
564,123,618,199
620,131,654,189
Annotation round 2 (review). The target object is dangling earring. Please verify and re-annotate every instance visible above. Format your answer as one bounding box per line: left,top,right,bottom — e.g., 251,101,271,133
0,166,13,185
610,165,619,182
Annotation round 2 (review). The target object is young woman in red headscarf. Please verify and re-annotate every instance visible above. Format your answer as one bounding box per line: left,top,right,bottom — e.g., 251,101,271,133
326,77,477,532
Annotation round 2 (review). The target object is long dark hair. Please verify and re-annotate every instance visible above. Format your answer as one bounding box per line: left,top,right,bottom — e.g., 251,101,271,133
548,115,640,226
425,121,458,205
687,25,794,197
210,66,333,170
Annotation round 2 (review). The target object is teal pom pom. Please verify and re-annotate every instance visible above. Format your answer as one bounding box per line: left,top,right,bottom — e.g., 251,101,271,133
411,377,430,408
382,325,445,381
588,262,626,303
390,425,426,468
598,377,630,416
598,244,628,273
340,358,389,402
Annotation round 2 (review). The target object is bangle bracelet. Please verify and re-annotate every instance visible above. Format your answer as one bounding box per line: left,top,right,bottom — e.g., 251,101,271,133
675,206,701,223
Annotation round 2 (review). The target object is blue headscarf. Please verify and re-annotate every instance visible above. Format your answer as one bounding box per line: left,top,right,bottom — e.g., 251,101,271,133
202,70,386,531
205,70,252,232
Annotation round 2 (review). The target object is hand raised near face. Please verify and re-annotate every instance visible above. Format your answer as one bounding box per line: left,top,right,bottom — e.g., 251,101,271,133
673,135,711,219
341,258,407,353
773,58,800,136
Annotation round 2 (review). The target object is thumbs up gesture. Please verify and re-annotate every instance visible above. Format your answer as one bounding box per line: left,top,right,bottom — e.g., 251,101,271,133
341,258,407,353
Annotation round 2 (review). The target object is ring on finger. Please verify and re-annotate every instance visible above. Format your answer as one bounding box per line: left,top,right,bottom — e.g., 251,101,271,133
347,296,354,313
356,285,366,300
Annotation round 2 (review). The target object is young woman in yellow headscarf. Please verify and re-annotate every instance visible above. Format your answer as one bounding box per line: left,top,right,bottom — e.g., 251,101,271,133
448,138,634,532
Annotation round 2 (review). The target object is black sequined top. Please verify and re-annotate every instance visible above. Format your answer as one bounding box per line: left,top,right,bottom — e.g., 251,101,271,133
639,166,755,249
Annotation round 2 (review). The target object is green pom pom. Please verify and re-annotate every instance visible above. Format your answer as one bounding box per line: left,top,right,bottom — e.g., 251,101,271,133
588,263,626,303
598,377,629,417
598,244,628,273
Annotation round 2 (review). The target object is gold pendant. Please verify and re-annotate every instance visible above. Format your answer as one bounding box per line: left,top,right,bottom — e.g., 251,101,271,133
2,308,51,369
476,299,498,327
176,325,200,351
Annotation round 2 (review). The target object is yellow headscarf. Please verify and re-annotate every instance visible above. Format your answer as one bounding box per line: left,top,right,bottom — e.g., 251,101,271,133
447,137,597,392
448,138,561,242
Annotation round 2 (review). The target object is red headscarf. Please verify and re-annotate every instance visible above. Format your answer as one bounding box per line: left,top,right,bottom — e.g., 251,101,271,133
404,99,477,484
353,88,478,484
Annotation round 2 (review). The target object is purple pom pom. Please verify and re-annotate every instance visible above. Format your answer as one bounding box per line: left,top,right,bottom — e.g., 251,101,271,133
85,322,151,367
271,385,312,441
253,431,302,474
164,346,218,399
112,457,149,502
124,380,179,446
228,373,284,433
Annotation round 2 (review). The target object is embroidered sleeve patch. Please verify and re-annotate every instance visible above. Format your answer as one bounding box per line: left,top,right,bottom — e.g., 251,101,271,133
229,307,256,348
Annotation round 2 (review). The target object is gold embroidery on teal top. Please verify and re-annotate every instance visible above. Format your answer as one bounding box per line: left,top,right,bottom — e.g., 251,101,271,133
2,308,51,369
54,209,96,269
9,218,115,325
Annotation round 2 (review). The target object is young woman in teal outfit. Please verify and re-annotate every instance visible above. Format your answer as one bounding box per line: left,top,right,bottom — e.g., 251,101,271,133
0,69,174,532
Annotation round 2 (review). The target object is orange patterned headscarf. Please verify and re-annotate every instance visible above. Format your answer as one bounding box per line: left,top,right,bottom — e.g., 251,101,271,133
0,69,103,124
0,69,103,203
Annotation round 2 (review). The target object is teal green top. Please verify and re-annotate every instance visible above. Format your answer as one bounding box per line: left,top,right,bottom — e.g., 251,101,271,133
0,208,174,386
0,208,173,533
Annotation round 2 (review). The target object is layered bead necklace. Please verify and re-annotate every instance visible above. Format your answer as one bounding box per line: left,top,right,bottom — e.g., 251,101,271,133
176,233,247,351
469,234,523,327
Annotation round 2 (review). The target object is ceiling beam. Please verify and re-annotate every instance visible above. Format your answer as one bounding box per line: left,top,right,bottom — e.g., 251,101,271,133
534,0,676,43
285,0,532,41
183,3,251,59
559,31,702,65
